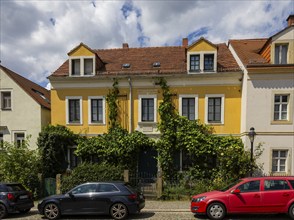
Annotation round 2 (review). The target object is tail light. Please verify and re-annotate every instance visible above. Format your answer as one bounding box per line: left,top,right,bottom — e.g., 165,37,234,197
128,194,137,200
7,193,15,201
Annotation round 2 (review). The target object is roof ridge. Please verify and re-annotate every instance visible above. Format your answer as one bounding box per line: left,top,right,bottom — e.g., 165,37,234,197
229,38,268,41
94,46,183,51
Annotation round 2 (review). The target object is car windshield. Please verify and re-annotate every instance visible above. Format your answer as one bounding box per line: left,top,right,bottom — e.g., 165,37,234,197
219,179,243,192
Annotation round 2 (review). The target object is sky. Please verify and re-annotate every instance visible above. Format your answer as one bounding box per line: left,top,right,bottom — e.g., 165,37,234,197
0,0,293,89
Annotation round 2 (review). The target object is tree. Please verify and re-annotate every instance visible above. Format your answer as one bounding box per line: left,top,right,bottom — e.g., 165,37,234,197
37,125,78,178
0,138,40,195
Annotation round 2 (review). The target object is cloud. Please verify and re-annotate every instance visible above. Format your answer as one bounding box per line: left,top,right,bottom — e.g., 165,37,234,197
0,0,293,88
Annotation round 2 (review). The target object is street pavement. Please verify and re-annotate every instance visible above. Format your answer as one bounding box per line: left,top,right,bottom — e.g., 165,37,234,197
5,200,292,220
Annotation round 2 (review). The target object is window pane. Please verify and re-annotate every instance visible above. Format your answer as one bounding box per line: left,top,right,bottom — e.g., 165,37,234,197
280,151,287,157
204,54,214,71
275,45,280,64
91,99,103,123
72,59,80,75
1,92,11,109
69,99,80,123
142,98,154,122
273,151,279,157
282,95,288,102
190,55,200,71
281,45,288,64
84,59,93,75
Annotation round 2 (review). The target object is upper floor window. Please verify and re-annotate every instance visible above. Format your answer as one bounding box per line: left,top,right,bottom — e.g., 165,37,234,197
205,94,224,124
139,95,157,123
275,44,288,64
190,55,200,72
188,52,217,73
274,94,289,121
272,150,288,172
14,132,25,147
1,91,11,110
179,95,198,121
69,57,95,76
88,96,105,124
66,97,82,124
204,54,214,71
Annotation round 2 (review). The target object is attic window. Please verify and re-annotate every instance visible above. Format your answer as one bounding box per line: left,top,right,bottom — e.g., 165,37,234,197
32,89,50,103
153,62,161,67
122,63,131,68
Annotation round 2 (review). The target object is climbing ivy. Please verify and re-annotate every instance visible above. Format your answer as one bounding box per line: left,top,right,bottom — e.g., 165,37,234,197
156,77,262,181
106,79,120,129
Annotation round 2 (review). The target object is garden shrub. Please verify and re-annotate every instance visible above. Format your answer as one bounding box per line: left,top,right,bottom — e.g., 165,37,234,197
61,162,124,193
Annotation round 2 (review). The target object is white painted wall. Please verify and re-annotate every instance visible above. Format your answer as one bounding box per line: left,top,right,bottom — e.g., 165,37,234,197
0,69,50,149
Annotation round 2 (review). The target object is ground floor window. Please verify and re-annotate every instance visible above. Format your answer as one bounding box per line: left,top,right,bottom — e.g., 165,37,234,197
68,147,81,169
14,132,25,147
272,150,288,172
0,133,3,147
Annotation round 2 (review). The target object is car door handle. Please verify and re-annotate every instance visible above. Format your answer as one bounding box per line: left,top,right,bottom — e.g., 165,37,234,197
254,194,260,198
283,193,290,197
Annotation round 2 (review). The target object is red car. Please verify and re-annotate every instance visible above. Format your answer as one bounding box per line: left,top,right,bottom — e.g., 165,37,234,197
191,176,294,220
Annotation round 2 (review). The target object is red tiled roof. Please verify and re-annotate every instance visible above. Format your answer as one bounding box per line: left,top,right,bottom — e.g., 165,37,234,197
52,43,241,77
229,39,268,66
0,65,51,109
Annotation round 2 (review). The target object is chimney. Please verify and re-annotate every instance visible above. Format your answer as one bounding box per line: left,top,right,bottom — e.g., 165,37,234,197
182,38,188,48
286,14,294,27
122,43,129,49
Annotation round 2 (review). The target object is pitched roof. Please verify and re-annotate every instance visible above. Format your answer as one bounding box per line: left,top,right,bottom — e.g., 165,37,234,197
188,37,217,50
228,39,268,66
52,43,240,77
0,65,51,109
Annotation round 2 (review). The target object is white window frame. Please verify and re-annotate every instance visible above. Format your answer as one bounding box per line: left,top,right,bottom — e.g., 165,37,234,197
273,94,290,121
274,44,288,64
88,96,106,125
12,131,26,147
138,94,157,123
69,56,95,76
0,90,12,111
179,94,198,120
205,94,225,124
271,149,288,173
187,51,217,73
66,96,83,125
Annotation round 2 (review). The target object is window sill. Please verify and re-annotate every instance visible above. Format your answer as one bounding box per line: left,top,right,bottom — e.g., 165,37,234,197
89,123,106,126
271,172,288,176
138,121,157,125
207,122,224,125
67,123,83,126
1,108,12,111
271,120,292,125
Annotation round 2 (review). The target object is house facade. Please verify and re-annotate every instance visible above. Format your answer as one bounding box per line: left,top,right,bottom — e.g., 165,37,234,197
49,38,242,169
0,65,51,149
229,15,294,175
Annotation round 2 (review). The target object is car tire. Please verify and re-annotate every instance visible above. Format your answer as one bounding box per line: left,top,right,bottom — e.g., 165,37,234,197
44,203,60,220
288,204,294,219
19,208,31,214
110,203,128,220
207,202,226,220
0,203,7,219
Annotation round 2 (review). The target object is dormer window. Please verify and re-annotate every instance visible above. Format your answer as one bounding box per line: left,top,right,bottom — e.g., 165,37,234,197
275,44,288,64
188,52,217,73
69,56,95,76
204,54,214,71
190,55,200,72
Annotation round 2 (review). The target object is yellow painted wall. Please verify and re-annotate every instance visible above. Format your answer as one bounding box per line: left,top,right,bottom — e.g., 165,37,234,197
69,45,95,57
52,85,241,135
189,40,217,52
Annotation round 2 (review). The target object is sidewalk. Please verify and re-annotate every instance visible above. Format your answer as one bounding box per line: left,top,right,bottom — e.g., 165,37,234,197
144,200,190,212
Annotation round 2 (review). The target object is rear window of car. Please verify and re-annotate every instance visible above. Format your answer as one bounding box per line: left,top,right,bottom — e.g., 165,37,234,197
264,180,290,191
124,183,138,194
6,184,26,192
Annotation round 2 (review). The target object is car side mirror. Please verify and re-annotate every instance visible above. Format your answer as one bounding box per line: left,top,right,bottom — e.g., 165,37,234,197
68,192,74,198
231,188,241,194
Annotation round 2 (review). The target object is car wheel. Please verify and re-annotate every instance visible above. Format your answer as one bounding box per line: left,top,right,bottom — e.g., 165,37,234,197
19,208,31,214
0,204,7,219
44,203,60,220
110,203,128,220
288,204,294,219
207,202,226,220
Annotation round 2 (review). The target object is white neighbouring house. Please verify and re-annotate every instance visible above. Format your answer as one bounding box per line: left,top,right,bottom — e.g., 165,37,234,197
229,15,294,175
0,65,51,149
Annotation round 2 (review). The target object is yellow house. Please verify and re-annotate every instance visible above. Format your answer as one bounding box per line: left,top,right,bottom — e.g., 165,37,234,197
49,38,242,169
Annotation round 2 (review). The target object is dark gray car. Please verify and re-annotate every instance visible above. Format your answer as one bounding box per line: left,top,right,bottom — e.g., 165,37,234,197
0,183,34,219
38,182,145,220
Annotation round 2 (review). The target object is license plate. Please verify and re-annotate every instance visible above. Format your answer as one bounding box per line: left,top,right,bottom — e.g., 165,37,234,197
19,195,28,199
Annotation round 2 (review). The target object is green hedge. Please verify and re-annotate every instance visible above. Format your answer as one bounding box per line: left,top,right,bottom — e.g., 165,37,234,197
61,162,124,193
